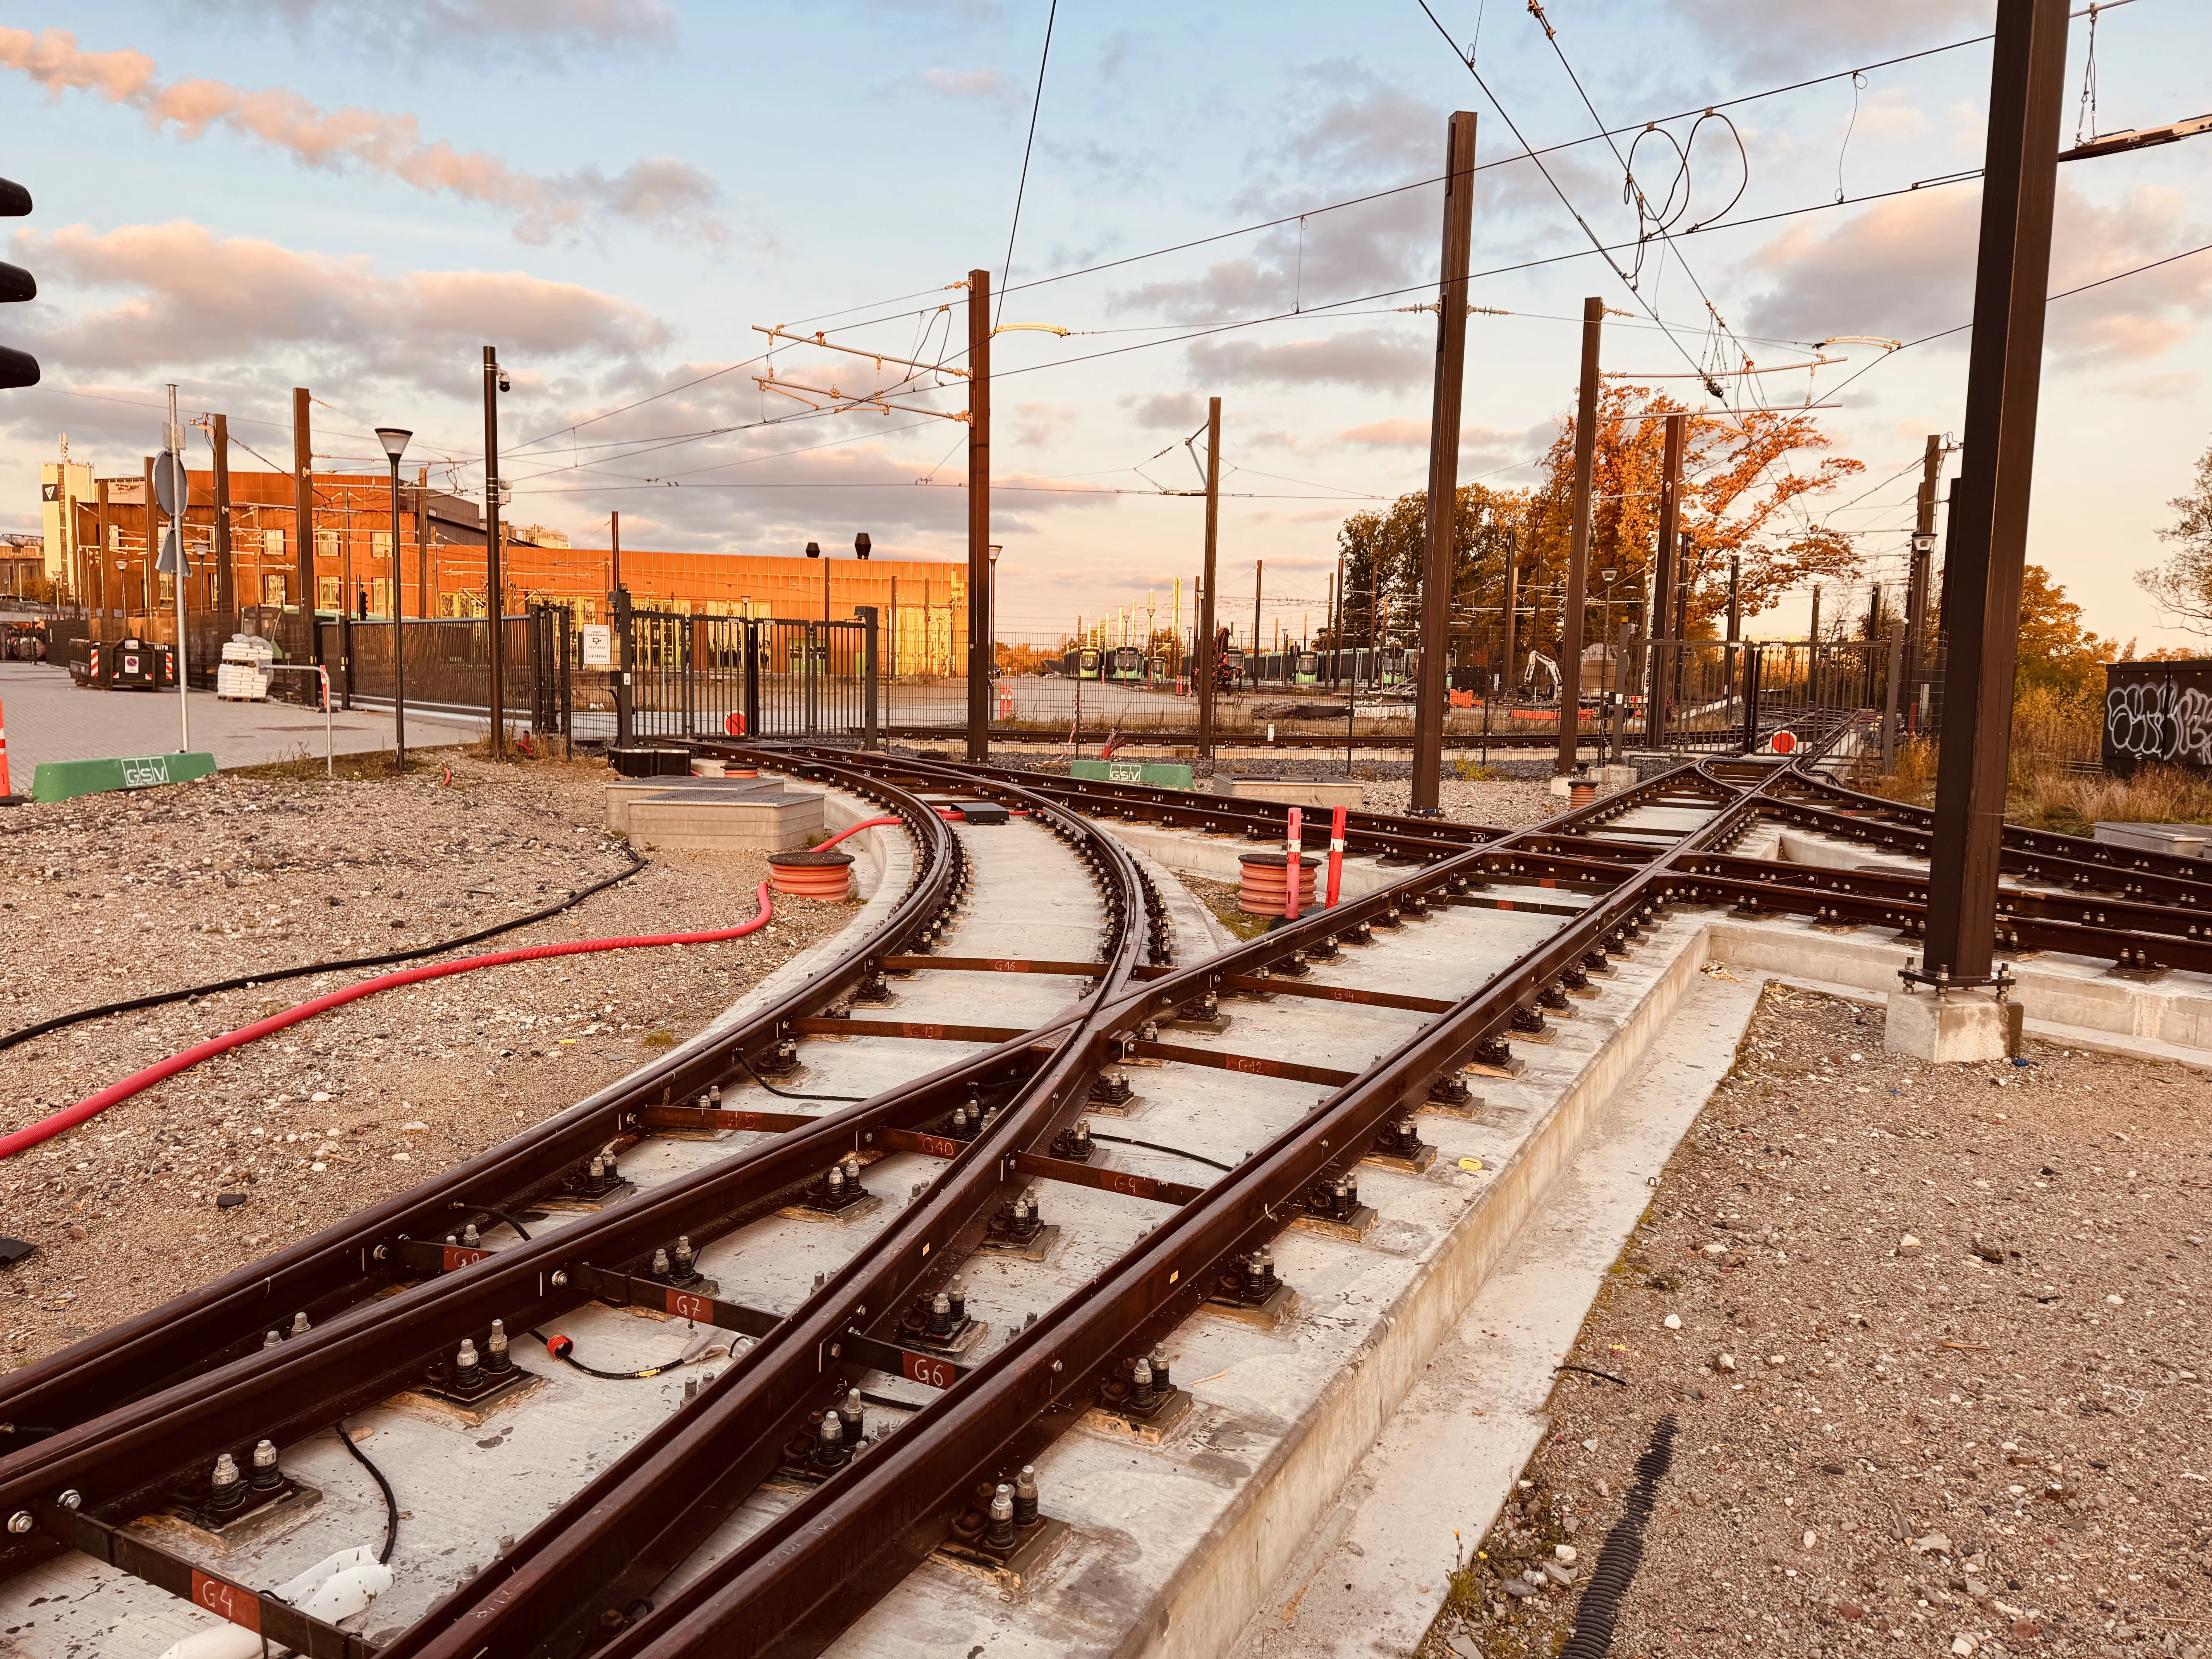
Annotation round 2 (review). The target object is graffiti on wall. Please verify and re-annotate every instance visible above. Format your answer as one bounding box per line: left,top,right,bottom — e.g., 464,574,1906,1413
2103,664,2212,773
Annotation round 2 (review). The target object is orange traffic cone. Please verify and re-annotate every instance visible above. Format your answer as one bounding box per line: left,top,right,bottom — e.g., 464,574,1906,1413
0,699,15,802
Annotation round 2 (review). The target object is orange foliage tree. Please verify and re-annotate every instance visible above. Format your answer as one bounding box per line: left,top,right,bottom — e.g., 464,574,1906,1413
1523,386,1866,644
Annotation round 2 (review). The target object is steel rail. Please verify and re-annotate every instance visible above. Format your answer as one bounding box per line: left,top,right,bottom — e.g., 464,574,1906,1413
0,758,963,1447
589,756,1803,1659
0,764,1159,1652
365,771,1164,1659
366,753,1730,1658
1776,768,2212,888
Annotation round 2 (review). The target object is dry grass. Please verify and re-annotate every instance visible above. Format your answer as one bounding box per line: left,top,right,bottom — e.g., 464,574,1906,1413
1857,688,2212,835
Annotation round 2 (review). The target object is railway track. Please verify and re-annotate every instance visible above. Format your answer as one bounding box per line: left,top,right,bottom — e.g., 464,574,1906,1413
2,729,2207,1658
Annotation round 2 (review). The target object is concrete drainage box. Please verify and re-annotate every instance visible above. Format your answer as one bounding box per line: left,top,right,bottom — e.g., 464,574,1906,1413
623,787,825,852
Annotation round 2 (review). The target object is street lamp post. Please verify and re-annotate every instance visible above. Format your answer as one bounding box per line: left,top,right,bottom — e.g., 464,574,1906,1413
376,426,412,769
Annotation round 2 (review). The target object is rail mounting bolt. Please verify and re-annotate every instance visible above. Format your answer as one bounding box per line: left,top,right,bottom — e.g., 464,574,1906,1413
461,1223,481,1249
842,1154,862,1187
5,1512,30,1535
1149,1348,1171,1391
290,1312,311,1337
813,1409,849,1472
1014,1465,1039,1527
839,1387,865,1449
947,1281,967,1324
56,1491,79,1511
262,1330,282,1350
455,1338,481,1382
672,1235,697,1281
486,1319,514,1376
249,1437,282,1494
208,1452,246,1513
987,1483,1016,1550
651,1247,672,1279
1130,1356,1157,1410
928,1291,954,1338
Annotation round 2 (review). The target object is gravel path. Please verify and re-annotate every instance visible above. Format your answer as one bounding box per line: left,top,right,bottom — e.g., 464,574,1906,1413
0,754,851,1371
1426,981,2211,1659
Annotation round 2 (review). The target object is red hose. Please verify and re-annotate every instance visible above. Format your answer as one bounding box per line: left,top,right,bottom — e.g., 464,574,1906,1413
815,815,902,848
0,881,781,1161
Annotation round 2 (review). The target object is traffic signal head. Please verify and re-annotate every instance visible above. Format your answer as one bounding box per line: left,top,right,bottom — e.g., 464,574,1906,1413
0,176,35,390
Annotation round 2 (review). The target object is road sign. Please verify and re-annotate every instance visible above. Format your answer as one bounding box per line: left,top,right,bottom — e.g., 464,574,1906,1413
155,525,189,575
580,623,613,667
153,450,187,514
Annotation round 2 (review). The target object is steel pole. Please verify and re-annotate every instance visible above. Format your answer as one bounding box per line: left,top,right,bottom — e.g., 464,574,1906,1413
1412,109,1478,810
1556,298,1602,775
1197,397,1220,759
483,346,505,758
1647,412,1684,749
1923,0,2070,984
389,454,407,770
1904,433,1942,717
965,268,992,761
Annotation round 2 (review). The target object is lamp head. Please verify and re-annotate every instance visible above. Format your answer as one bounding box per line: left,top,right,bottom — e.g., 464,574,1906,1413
853,532,871,560
375,427,412,464
1599,567,1617,584
805,541,821,558
988,543,1002,565
1911,531,1935,556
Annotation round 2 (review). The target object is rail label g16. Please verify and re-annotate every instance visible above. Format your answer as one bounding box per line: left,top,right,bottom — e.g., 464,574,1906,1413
192,1570,260,1631
900,1349,958,1389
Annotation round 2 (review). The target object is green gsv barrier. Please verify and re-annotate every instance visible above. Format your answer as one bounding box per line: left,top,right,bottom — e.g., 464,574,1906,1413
33,751,218,803
1071,758,1193,789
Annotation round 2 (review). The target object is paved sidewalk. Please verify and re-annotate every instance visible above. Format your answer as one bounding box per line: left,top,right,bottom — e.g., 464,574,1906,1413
0,661,486,783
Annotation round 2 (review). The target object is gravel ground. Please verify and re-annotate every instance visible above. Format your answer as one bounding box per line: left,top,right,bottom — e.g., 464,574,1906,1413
1425,981,2211,1659
0,753,852,1372
1355,776,1573,829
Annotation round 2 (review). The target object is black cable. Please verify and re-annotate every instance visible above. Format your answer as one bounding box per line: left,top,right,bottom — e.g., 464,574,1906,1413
337,1421,399,1565
0,846,648,1053
997,0,1058,325
1088,1132,1235,1173
1554,1362,1630,1387
737,1049,867,1103
453,1204,534,1242
534,1330,690,1381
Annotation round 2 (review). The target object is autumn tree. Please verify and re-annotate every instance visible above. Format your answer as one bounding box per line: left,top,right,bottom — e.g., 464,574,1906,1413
2136,440,2212,632
1522,385,1865,646
1331,483,1527,668
2015,563,2124,701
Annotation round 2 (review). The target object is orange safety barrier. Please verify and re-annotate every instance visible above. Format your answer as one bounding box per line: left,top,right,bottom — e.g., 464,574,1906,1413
1236,851,1319,918
767,849,855,902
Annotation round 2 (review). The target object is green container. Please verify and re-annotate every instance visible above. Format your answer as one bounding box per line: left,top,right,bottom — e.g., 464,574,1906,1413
32,751,218,804
1071,758,1193,790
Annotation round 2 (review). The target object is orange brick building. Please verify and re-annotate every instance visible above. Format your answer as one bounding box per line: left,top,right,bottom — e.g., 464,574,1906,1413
57,464,970,673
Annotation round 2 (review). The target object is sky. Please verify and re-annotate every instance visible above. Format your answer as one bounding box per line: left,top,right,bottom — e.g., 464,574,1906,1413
3,0,2211,649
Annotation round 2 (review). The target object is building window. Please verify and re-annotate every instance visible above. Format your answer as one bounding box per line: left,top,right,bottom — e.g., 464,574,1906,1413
263,529,285,562
109,525,121,550
159,572,175,603
372,532,392,561
315,529,339,562
318,576,340,611
370,579,390,617
263,573,288,606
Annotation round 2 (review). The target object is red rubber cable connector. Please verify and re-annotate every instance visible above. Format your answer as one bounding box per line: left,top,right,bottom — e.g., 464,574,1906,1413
0,880,783,1161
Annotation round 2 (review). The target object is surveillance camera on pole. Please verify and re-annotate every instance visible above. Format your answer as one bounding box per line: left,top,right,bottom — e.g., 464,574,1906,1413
0,177,38,390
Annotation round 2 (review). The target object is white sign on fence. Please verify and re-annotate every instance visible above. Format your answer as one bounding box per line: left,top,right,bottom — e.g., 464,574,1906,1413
580,624,614,668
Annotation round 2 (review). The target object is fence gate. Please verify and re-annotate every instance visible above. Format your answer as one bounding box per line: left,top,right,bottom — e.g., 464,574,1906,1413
612,610,877,748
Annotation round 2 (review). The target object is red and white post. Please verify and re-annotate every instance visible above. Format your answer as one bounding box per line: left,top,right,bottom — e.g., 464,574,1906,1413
1284,807,1303,921
1326,806,1346,907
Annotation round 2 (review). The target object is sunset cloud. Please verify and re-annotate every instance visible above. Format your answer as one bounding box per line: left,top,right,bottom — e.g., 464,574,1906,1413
0,27,721,244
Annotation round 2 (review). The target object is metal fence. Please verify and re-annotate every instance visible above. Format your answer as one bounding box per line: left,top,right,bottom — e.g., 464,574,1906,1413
599,608,878,747
1621,635,1899,756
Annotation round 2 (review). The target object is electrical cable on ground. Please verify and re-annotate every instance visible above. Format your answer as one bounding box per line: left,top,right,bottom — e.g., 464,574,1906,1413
535,1331,696,1381
0,882,781,1160
1087,1132,1235,1173
0,845,649,1054
336,1422,400,1566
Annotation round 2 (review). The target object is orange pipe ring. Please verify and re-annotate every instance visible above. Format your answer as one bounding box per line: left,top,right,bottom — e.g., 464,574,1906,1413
1236,852,1319,918
769,850,856,902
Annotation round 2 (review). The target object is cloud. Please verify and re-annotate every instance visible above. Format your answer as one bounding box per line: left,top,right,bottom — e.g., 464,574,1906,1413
1737,180,2212,367
1663,0,1990,76
2106,370,2200,400
919,66,1019,106
0,27,722,243
228,0,676,48
1187,328,1429,392
1338,417,1427,447
1123,391,1206,430
1009,401,1077,445
20,220,668,377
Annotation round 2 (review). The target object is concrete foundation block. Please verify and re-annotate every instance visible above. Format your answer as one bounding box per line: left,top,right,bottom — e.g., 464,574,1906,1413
624,789,824,852
1883,988,2024,1062
1210,774,1365,810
